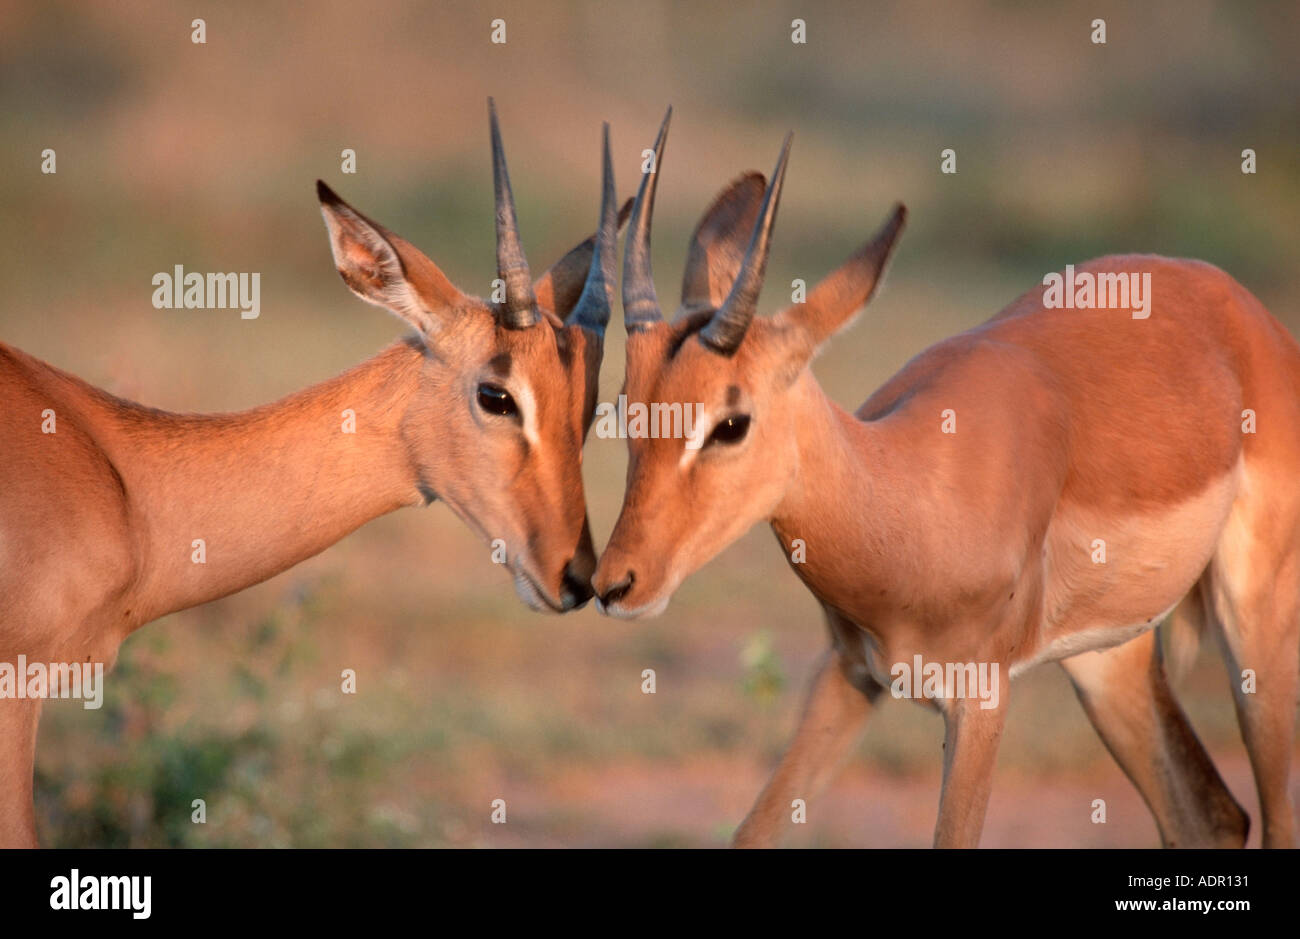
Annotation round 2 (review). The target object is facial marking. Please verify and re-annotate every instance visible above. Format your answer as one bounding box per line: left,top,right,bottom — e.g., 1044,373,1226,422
680,406,715,467
514,380,540,446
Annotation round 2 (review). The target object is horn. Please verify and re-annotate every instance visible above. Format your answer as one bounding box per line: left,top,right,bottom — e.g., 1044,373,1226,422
489,98,538,328
699,133,792,355
622,107,671,332
567,123,618,335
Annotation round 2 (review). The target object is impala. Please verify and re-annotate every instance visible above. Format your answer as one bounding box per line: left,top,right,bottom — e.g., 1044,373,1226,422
0,101,625,847
594,118,1300,848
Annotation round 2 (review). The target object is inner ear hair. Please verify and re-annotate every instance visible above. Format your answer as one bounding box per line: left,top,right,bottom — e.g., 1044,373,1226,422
318,181,461,337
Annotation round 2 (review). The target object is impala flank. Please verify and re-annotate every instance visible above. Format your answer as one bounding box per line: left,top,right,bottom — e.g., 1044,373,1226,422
595,117,1300,849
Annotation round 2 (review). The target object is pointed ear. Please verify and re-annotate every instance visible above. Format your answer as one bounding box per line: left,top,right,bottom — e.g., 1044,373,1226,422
317,180,466,336
678,172,766,315
776,203,906,368
534,198,634,319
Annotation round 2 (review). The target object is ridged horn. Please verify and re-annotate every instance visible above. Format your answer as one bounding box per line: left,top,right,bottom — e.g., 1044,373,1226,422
489,98,538,328
566,123,618,335
621,107,671,332
699,133,792,355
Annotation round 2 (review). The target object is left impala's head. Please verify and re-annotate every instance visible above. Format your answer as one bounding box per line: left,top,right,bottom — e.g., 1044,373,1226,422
594,120,906,618
317,100,625,613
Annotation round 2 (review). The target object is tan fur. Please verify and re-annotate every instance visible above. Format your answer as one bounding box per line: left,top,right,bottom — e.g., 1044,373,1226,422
0,184,615,847
596,204,1300,847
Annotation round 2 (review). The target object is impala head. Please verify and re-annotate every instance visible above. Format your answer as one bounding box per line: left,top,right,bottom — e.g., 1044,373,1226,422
594,118,907,617
318,100,629,613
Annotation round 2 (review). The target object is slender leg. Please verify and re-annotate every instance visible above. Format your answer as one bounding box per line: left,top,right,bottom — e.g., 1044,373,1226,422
1060,628,1249,847
0,697,42,848
1208,555,1300,848
732,645,882,848
932,669,1008,848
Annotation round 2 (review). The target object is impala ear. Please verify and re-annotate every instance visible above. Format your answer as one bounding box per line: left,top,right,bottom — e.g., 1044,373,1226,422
679,172,766,316
534,199,633,320
317,180,466,337
776,203,907,367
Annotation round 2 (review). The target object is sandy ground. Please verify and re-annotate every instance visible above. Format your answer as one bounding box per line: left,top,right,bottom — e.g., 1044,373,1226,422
476,752,1287,848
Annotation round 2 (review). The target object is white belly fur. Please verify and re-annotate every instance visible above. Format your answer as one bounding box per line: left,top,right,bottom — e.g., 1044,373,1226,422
1012,459,1241,677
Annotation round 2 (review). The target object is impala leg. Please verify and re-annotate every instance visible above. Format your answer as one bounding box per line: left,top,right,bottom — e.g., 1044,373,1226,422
0,697,42,848
932,671,1008,848
1060,628,1248,847
732,646,882,848
1208,553,1300,848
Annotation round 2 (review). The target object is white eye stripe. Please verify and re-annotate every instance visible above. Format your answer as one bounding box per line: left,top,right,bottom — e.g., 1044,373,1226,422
513,382,540,445
679,407,715,469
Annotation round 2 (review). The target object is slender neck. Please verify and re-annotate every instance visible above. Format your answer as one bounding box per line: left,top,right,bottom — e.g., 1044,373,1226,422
97,341,427,624
771,374,924,608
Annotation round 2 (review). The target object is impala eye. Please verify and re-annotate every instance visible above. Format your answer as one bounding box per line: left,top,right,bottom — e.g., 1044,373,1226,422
706,414,751,447
477,383,518,418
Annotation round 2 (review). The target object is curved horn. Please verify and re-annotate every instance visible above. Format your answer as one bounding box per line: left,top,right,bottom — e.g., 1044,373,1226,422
622,107,671,332
567,123,618,335
699,133,792,355
489,98,538,328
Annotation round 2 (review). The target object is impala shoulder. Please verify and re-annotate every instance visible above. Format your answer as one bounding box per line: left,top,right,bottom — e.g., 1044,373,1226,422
859,328,1060,421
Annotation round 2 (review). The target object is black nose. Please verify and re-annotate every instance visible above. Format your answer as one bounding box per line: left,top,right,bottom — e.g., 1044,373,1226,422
598,571,635,608
559,563,595,611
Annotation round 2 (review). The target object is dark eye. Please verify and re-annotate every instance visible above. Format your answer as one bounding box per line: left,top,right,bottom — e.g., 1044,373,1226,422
477,383,518,417
706,414,751,447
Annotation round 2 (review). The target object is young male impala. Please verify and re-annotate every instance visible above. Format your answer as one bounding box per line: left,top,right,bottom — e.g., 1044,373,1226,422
0,101,625,847
594,116,1300,848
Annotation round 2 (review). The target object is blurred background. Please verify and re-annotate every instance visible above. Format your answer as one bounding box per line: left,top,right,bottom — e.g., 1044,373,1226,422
2,0,1297,846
